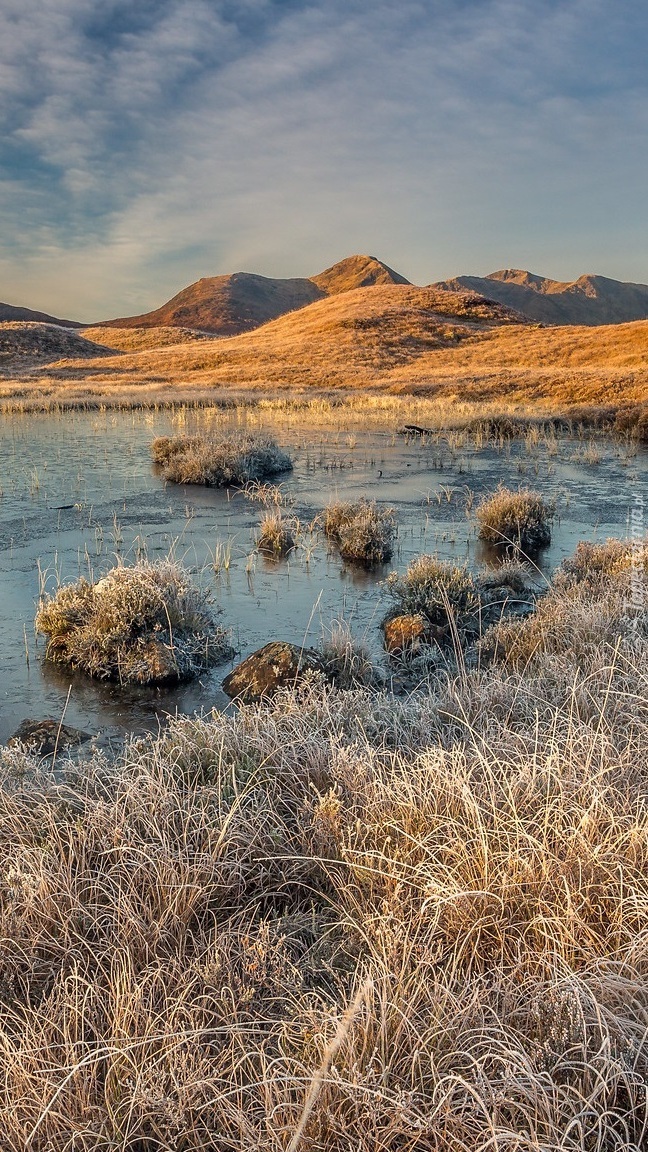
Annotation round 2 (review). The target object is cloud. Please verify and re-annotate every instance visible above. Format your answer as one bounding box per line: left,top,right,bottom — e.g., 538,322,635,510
0,0,647,317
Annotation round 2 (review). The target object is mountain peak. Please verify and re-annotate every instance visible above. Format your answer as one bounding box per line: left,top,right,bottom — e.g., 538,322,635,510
311,255,410,294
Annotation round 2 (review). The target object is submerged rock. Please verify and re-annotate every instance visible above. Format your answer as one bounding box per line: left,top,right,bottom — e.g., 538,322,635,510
8,719,91,757
222,642,326,704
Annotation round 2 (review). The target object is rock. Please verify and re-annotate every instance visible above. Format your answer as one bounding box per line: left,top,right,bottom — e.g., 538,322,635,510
8,719,92,757
222,642,326,703
383,614,432,655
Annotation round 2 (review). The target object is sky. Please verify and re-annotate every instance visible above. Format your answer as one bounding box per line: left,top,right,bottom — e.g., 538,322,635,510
1,0,647,320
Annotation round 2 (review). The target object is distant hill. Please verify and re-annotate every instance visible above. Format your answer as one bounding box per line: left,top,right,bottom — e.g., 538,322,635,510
0,301,82,327
97,255,411,334
0,323,114,374
433,269,648,326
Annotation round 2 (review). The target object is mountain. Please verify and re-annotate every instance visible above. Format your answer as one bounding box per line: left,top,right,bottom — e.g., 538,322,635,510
5,282,648,412
98,255,410,334
432,270,648,326
0,301,82,327
310,254,410,294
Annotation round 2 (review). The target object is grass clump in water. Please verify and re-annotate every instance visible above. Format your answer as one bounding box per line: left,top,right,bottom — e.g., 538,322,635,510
35,559,232,684
151,432,293,487
387,554,480,631
476,485,554,551
256,510,298,558
322,499,396,565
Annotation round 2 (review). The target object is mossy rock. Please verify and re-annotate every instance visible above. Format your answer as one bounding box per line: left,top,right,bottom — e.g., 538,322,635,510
222,642,325,704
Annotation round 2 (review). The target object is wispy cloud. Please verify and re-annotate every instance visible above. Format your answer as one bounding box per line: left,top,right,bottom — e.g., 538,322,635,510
0,0,647,318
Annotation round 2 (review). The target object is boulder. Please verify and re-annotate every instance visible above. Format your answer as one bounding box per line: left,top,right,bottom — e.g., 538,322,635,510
222,642,326,704
383,613,432,655
8,719,91,757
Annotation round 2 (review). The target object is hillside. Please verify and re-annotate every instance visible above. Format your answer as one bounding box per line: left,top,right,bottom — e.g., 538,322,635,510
3,282,648,413
434,269,648,326
0,301,81,327
80,326,217,352
0,323,115,375
97,255,410,335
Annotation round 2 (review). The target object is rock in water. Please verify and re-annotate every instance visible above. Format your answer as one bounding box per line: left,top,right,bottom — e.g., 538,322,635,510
222,642,325,703
8,719,91,757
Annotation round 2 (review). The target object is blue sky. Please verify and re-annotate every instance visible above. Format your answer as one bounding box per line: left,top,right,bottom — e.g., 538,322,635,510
1,0,647,320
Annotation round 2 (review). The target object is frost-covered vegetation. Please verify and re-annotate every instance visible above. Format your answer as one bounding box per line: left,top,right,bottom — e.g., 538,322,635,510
3,541,647,1148
35,560,231,684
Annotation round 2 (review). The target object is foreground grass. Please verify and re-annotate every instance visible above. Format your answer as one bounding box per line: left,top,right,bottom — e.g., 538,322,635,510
1,549,647,1149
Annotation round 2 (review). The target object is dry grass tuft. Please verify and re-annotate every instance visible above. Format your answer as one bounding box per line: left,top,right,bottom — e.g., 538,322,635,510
322,499,396,565
256,510,298,558
151,432,293,487
320,620,380,689
561,537,643,585
480,541,647,671
387,554,480,630
476,485,554,551
35,559,231,683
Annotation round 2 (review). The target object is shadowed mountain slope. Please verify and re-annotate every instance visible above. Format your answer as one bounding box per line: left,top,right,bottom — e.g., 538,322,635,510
98,255,411,334
0,301,82,327
433,270,648,326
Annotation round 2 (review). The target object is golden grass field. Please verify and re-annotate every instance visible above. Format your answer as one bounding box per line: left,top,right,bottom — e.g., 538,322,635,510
1,284,647,416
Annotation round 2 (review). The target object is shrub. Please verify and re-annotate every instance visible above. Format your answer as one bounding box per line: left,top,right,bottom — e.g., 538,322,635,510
151,433,293,487
322,499,396,565
476,486,554,551
256,511,298,558
35,559,231,684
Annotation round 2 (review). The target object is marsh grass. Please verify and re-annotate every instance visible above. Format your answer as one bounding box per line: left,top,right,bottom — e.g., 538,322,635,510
151,432,293,487
480,542,647,671
321,499,397,565
256,510,298,558
320,619,380,688
387,554,480,630
35,559,232,683
2,555,648,1148
476,485,555,551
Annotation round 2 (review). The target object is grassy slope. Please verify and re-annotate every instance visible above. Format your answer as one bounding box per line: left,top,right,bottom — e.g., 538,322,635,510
1,284,647,411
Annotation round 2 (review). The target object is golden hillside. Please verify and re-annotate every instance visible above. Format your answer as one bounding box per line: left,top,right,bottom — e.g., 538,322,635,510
2,283,647,412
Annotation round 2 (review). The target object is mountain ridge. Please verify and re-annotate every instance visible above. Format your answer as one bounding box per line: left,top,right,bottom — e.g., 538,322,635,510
97,255,411,335
2,256,648,333
432,270,648,326
0,301,82,327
